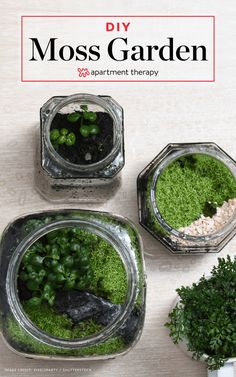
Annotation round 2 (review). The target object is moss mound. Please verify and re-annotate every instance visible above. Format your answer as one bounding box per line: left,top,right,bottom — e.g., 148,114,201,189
22,301,103,339
89,238,128,304
156,154,236,229
6,314,125,357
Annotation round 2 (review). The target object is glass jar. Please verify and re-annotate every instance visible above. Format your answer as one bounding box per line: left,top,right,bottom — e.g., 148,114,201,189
137,142,236,254
35,94,124,202
0,209,146,360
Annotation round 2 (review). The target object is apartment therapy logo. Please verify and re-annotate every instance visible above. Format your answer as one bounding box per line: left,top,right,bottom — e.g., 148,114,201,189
21,16,215,82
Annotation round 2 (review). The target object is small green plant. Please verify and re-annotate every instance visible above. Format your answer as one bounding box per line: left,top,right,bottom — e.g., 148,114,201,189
67,104,100,138
165,256,236,371
50,128,76,149
19,227,93,306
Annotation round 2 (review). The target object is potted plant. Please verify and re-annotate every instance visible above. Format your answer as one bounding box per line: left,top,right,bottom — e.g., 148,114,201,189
166,256,236,376
0,209,146,359
36,93,124,202
137,143,236,254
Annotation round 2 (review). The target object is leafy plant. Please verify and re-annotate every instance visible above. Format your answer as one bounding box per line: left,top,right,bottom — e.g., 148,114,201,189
19,227,93,306
165,256,236,371
19,224,128,307
50,128,76,149
67,104,100,138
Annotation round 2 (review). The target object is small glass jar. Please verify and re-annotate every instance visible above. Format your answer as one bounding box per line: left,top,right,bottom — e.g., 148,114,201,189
35,94,124,202
137,142,236,254
0,209,146,360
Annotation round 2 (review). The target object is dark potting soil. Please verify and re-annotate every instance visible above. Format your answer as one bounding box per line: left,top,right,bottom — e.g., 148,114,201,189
50,112,114,165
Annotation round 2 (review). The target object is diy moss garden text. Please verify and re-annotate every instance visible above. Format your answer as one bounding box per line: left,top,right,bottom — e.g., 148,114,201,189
29,36,207,63
21,16,215,81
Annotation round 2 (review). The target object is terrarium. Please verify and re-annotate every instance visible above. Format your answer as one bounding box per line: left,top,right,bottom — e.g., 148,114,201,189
36,93,124,202
137,143,236,254
0,209,146,359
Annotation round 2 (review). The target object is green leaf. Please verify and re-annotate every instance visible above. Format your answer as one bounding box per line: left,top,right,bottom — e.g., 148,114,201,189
80,125,90,138
27,280,39,291
31,255,44,267
83,111,97,122
65,132,76,146
60,128,68,136
27,297,42,306
50,129,60,141
67,112,80,123
89,124,100,136
51,245,60,260
62,255,74,268
57,135,67,145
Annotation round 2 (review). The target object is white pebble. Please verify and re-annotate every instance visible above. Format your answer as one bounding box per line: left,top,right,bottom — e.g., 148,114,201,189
171,198,236,245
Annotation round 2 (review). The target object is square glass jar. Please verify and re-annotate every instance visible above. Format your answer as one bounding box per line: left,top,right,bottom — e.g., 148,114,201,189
137,142,236,254
36,94,124,203
0,209,146,360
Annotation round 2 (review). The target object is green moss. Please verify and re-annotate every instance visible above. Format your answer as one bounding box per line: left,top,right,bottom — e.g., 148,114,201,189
66,226,128,304
73,336,125,357
152,154,236,230
5,315,125,357
5,315,62,355
86,213,145,306
72,319,103,338
89,238,128,304
22,301,102,339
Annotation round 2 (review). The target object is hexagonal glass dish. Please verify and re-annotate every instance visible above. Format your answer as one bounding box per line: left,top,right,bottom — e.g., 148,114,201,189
0,209,146,360
35,93,124,203
137,143,236,254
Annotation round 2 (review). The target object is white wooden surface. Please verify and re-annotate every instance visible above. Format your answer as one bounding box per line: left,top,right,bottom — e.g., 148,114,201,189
0,1,236,376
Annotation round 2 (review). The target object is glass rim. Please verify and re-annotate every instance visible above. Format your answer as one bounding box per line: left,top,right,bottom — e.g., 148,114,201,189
150,145,236,243
43,93,122,172
6,218,138,349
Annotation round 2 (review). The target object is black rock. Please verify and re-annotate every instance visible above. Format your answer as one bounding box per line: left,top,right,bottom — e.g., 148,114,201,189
94,305,122,326
54,290,122,325
117,307,142,343
54,290,142,344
